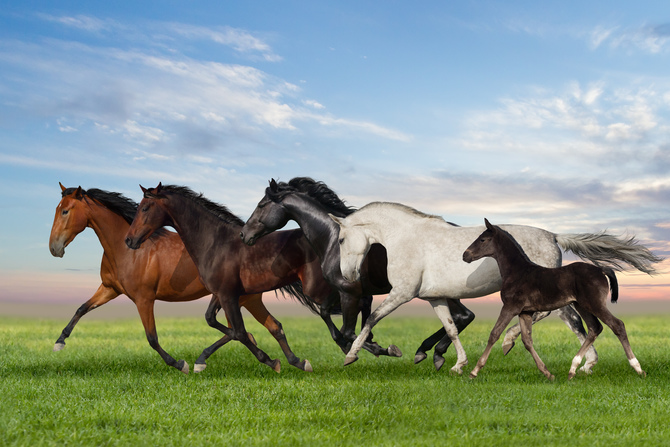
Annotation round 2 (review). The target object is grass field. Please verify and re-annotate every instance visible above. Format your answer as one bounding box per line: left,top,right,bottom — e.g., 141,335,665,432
1,314,668,446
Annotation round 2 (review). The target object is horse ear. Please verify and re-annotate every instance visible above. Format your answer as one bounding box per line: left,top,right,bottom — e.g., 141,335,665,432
59,182,66,192
156,182,163,194
74,186,84,200
485,218,494,231
269,179,278,192
329,213,344,226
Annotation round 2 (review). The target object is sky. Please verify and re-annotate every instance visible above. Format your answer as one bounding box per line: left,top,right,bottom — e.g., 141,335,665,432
1,1,670,305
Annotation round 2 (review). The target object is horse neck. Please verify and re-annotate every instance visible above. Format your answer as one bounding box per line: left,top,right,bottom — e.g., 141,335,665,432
84,200,132,256
492,232,533,280
282,194,338,258
163,193,240,263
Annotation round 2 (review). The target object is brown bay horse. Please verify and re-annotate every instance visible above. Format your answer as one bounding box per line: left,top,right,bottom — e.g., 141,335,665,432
49,183,312,373
125,183,399,372
463,219,647,380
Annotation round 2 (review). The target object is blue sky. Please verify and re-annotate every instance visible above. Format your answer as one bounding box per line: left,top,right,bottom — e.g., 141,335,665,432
1,1,670,302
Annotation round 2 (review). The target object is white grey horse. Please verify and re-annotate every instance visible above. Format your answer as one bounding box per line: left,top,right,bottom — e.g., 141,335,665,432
331,202,661,373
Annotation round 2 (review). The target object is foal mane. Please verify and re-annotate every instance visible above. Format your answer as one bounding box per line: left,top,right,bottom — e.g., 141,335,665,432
159,185,245,226
270,177,356,217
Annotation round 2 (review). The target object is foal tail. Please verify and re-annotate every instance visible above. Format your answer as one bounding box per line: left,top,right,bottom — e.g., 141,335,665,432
555,232,663,275
602,267,619,303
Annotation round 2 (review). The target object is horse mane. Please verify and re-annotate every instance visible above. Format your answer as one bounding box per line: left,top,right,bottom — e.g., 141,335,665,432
159,185,245,226
270,177,356,217
62,187,167,238
359,201,456,225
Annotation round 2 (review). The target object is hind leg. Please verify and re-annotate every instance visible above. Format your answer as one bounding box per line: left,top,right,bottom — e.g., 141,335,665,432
568,304,602,379
554,304,598,373
519,312,554,380
502,311,550,355
590,306,645,377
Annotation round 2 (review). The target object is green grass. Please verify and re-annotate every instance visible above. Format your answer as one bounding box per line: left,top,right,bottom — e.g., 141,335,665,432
1,314,669,446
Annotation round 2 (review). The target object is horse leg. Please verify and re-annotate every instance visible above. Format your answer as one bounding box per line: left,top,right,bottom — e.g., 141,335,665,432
135,298,189,374
194,295,234,373
344,289,413,366
54,284,119,351
501,311,550,355
554,304,598,373
429,299,468,374
243,294,312,372
431,299,476,369
567,303,602,379
518,312,554,380
470,305,518,379
218,293,281,372
414,328,446,364
588,305,645,377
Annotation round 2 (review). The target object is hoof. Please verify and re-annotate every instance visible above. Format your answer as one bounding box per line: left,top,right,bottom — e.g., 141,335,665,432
450,366,463,375
568,371,576,380
248,332,257,346
53,342,65,352
502,341,515,356
271,359,281,373
469,372,478,379
179,360,189,374
434,355,445,372
639,370,647,377
344,353,358,366
388,344,402,358
193,363,207,373
579,365,594,375
414,352,427,364
303,360,313,373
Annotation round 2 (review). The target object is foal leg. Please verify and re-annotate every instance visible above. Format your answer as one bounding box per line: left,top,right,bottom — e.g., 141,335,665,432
430,299,468,375
135,298,189,374
502,311,550,355
554,304,598,373
470,305,518,379
590,307,645,377
518,312,554,380
431,299,476,370
568,304,602,379
54,284,119,351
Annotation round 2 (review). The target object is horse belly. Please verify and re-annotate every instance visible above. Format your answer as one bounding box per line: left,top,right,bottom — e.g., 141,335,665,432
417,257,503,299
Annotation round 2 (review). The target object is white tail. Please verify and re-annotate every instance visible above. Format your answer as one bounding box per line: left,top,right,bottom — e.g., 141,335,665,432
555,232,663,275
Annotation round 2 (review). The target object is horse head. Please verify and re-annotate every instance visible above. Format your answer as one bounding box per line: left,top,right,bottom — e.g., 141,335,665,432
240,179,291,246
330,214,370,282
125,183,170,250
462,218,498,263
49,183,89,258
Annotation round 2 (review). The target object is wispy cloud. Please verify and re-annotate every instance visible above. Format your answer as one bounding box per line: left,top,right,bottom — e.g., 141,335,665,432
591,23,670,53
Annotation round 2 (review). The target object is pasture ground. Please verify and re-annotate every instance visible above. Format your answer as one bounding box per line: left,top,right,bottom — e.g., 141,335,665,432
1,314,669,446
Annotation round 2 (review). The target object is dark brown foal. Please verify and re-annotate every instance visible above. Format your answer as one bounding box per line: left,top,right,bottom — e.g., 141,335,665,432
463,219,646,380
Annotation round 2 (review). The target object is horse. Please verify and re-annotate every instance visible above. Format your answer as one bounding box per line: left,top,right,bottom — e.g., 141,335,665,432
463,219,646,380
240,177,475,370
332,201,661,373
48,183,312,373
124,183,397,372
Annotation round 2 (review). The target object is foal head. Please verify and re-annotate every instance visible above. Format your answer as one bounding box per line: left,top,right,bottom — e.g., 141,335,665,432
125,183,172,250
241,179,292,246
462,218,499,264
330,214,371,282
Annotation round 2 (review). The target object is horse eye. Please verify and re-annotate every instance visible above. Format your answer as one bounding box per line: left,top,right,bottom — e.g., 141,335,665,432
62,209,69,216
338,238,344,245
142,206,149,212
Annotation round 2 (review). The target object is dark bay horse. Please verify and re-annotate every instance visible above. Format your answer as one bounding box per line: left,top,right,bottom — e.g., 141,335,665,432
49,183,311,373
463,219,646,380
240,177,476,369
124,183,397,372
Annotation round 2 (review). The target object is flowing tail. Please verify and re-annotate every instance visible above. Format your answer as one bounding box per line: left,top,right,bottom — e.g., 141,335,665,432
555,232,664,275
276,282,342,316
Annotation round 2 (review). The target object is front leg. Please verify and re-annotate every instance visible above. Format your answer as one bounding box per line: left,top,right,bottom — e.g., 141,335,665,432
518,312,554,380
54,284,119,351
344,288,413,366
429,299,467,374
470,305,518,379
217,293,281,372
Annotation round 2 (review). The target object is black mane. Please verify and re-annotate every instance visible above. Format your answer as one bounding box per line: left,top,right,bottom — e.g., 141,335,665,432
270,177,356,217
62,187,138,225
160,185,245,226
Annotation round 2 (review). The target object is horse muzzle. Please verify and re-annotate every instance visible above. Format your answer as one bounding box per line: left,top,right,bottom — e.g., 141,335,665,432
462,251,474,263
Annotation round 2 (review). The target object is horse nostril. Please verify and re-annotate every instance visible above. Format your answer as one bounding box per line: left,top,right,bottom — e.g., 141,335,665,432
239,232,244,240
125,237,133,248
